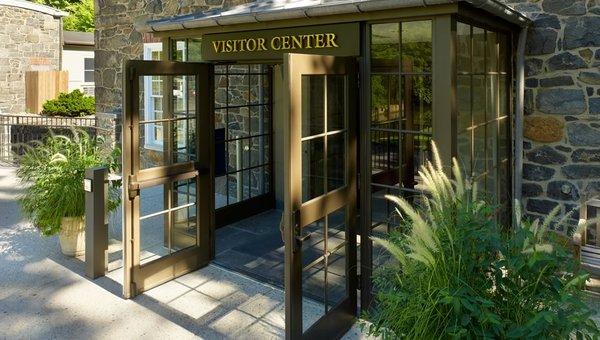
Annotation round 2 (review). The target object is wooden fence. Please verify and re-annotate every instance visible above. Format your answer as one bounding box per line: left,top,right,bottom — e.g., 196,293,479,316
25,70,68,114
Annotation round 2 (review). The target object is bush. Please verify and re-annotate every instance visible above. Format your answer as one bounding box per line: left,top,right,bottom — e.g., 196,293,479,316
363,143,599,339
16,129,120,236
41,89,95,117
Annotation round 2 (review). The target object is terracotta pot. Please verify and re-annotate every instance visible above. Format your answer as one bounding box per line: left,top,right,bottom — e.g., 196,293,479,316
58,217,85,257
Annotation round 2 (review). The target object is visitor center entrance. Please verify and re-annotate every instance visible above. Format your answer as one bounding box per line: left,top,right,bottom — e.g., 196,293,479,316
119,2,526,339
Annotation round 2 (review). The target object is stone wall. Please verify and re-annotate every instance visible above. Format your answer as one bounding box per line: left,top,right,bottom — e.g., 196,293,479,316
0,6,62,114
501,0,600,226
95,0,600,225
94,0,251,115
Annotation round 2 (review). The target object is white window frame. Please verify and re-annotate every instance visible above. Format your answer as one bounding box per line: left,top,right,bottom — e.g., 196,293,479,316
143,43,164,150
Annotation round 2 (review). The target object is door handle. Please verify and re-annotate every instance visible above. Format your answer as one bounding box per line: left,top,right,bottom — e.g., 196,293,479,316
294,232,311,252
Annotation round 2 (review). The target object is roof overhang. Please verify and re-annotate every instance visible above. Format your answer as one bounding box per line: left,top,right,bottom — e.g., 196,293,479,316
139,0,529,34
63,31,95,47
0,0,68,18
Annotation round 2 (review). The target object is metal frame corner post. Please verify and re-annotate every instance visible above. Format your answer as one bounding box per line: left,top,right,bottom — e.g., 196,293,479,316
85,166,109,279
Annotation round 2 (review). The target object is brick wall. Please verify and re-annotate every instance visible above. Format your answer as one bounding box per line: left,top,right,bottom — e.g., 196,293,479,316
0,6,61,114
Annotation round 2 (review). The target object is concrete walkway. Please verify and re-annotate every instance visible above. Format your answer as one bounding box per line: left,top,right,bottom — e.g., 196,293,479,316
0,166,372,339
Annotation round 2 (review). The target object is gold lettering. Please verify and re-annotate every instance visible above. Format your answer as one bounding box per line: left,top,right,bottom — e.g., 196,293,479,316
315,34,325,48
325,33,339,48
281,36,291,49
301,34,313,48
246,38,257,51
212,41,223,53
271,36,281,50
225,40,233,52
257,38,267,51
291,35,302,49
236,39,245,52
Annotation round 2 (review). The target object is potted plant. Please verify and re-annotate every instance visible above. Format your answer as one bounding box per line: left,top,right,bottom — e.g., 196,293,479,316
16,129,120,256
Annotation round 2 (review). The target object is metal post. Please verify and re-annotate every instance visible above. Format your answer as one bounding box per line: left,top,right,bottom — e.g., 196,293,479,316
85,166,108,279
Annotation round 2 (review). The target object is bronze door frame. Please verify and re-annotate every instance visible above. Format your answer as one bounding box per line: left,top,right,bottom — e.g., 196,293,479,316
283,53,358,340
122,60,214,298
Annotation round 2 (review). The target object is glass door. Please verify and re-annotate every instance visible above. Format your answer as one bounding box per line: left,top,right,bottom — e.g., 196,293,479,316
123,60,213,298
283,54,358,339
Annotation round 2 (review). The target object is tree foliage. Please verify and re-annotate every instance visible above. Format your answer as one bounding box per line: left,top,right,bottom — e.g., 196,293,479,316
33,0,94,32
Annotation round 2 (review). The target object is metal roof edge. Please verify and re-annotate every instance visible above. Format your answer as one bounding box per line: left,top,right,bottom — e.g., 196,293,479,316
0,0,68,18
140,0,530,34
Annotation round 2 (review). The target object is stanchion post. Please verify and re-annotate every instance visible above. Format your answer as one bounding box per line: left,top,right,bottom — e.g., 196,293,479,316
85,166,108,279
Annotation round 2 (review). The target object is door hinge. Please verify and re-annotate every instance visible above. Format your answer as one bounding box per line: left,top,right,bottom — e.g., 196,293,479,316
127,175,139,200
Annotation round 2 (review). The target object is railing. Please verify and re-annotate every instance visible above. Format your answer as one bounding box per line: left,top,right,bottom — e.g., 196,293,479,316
0,113,117,164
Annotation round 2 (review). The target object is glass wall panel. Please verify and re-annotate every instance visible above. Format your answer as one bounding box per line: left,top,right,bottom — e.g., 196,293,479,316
369,20,433,271
455,22,512,224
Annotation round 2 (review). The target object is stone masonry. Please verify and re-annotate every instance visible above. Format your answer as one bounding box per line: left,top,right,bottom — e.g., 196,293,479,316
94,0,252,114
499,0,600,227
0,5,62,114
95,0,600,226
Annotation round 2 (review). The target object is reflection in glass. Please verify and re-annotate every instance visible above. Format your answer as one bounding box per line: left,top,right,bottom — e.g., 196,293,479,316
473,27,485,74
457,23,471,74
371,23,399,72
327,75,346,131
302,138,325,202
302,75,325,137
402,75,432,131
327,133,346,192
371,75,400,128
402,20,432,73
457,75,471,132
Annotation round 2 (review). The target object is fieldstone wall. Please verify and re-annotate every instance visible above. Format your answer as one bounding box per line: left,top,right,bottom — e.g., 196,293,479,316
94,0,252,115
0,6,62,114
500,0,600,226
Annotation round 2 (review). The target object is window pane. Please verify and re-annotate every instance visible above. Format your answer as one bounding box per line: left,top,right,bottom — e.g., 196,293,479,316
371,130,400,187
327,132,346,192
84,70,94,83
487,75,498,122
84,57,94,69
457,75,471,132
302,75,325,137
472,27,485,74
371,23,400,72
472,75,485,125
486,31,498,73
402,75,432,132
327,75,346,132
401,20,432,73
371,75,400,129
401,133,431,190
473,126,486,176
457,23,471,74
457,131,472,175
498,33,509,73
302,137,325,202
188,38,202,61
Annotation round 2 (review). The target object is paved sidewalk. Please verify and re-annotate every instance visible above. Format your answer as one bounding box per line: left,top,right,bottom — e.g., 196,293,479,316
0,166,372,339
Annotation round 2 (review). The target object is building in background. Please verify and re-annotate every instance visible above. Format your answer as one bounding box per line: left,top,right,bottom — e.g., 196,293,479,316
62,31,94,96
0,0,66,114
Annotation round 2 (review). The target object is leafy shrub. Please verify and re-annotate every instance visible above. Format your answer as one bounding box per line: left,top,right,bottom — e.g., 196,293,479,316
363,143,599,339
17,129,120,236
41,89,95,117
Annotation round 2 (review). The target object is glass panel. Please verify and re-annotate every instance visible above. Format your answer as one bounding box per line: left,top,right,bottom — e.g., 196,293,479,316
457,75,471,132
250,74,269,105
498,33,508,73
371,75,400,129
139,121,167,169
327,132,346,192
327,207,347,310
171,178,197,252
498,117,509,162
402,75,432,132
499,75,508,117
401,133,432,190
487,75,498,122
188,38,202,61
227,174,240,204
139,185,167,265
228,107,249,139
215,74,228,108
302,138,325,202
472,75,485,125
371,130,400,187
457,131,472,175
486,122,497,180
215,175,227,208
401,20,432,73
486,31,498,73
173,118,195,163
302,75,325,137
371,23,400,72
473,126,486,176
327,75,346,131
472,26,485,74
457,22,471,74
228,74,249,106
